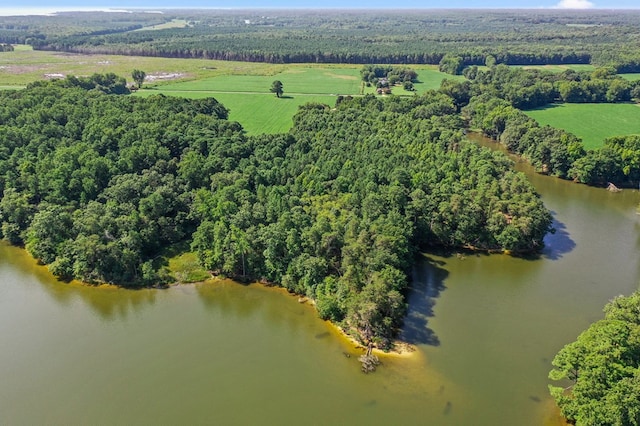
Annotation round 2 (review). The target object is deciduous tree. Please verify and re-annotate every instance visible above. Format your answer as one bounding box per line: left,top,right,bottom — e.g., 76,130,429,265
132,69,146,88
270,80,283,98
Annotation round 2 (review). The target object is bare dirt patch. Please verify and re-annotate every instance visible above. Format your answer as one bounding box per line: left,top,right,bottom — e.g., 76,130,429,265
0,64,46,74
145,72,187,82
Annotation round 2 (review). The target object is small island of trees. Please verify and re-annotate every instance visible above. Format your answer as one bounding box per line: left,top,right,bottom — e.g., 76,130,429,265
361,65,418,94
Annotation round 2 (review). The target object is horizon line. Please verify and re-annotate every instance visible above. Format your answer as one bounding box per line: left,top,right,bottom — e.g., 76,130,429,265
1,6,640,15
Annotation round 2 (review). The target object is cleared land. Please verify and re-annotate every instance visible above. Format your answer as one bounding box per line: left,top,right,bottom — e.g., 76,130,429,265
139,65,460,133
525,103,640,150
0,46,461,133
474,64,595,73
134,19,190,31
167,251,210,284
620,73,640,81
517,64,595,73
159,67,363,95
0,45,288,87
138,90,336,134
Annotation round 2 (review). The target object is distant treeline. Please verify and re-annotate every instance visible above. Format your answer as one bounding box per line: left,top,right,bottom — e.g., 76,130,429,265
0,11,164,44
0,79,551,346
2,10,640,69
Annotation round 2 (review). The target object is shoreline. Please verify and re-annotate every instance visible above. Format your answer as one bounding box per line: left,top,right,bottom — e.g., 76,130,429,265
296,296,419,360
172,271,421,360
4,240,420,361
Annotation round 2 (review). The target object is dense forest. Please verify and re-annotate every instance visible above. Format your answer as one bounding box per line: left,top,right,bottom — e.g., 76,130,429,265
0,11,164,45
2,10,640,70
549,291,640,425
0,78,551,347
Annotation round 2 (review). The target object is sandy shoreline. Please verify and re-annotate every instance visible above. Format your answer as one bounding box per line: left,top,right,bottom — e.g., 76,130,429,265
323,317,419,359
288,295,419,359
17,247,420,362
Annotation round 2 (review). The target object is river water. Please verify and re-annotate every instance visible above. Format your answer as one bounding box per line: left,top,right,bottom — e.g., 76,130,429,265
1,135,639,425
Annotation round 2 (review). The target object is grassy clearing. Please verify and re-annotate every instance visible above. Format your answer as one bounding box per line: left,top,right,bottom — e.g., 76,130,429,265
0,46,287,86
138,89,335,134
414,66,467,90
475,64,594,73
0,47,458,133
134,19,189,31
212,93,337,134
143,64,458,133
12,44,33,52
517,64,595,73
166,252,210,284
525,103,640,149
620,73,640,81
159,66,362,95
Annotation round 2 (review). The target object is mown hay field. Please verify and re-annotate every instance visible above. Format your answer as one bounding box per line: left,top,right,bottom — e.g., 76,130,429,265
137,90,336,134
525,103,640,150
1,46,460,133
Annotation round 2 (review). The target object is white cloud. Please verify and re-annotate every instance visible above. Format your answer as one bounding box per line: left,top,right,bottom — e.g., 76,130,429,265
555,0,595,8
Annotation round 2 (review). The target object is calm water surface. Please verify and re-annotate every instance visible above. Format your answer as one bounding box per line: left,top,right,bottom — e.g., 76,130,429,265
1,136,639,425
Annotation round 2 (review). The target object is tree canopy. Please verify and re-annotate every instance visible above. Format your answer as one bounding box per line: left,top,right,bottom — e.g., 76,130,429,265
549,291,640,426
0,78,552,347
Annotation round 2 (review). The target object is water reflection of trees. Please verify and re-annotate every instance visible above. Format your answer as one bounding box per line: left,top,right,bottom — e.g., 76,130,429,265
195,280,318,335
400,256,448,347
1,242,156,321
44,282,158,321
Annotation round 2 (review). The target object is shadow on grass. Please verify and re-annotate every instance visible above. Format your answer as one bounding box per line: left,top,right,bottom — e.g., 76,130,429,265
524,103,563,112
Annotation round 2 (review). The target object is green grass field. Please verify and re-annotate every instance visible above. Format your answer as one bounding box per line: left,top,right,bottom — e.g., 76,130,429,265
620,73,640,81
525,103,640,149
166,251,210,283
134,19,189,31
160,67,363,95
1,47,461,133
138,90,336,134
516,64,595,73
141,65,459,133
0,46,287,87
474,64,595,73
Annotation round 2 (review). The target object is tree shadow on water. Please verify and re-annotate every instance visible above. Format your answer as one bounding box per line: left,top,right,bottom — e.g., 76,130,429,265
542,213,576,261
399,255,449,347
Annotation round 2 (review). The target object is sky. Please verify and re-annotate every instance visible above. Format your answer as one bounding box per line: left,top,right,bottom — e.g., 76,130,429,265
0,0,638,15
